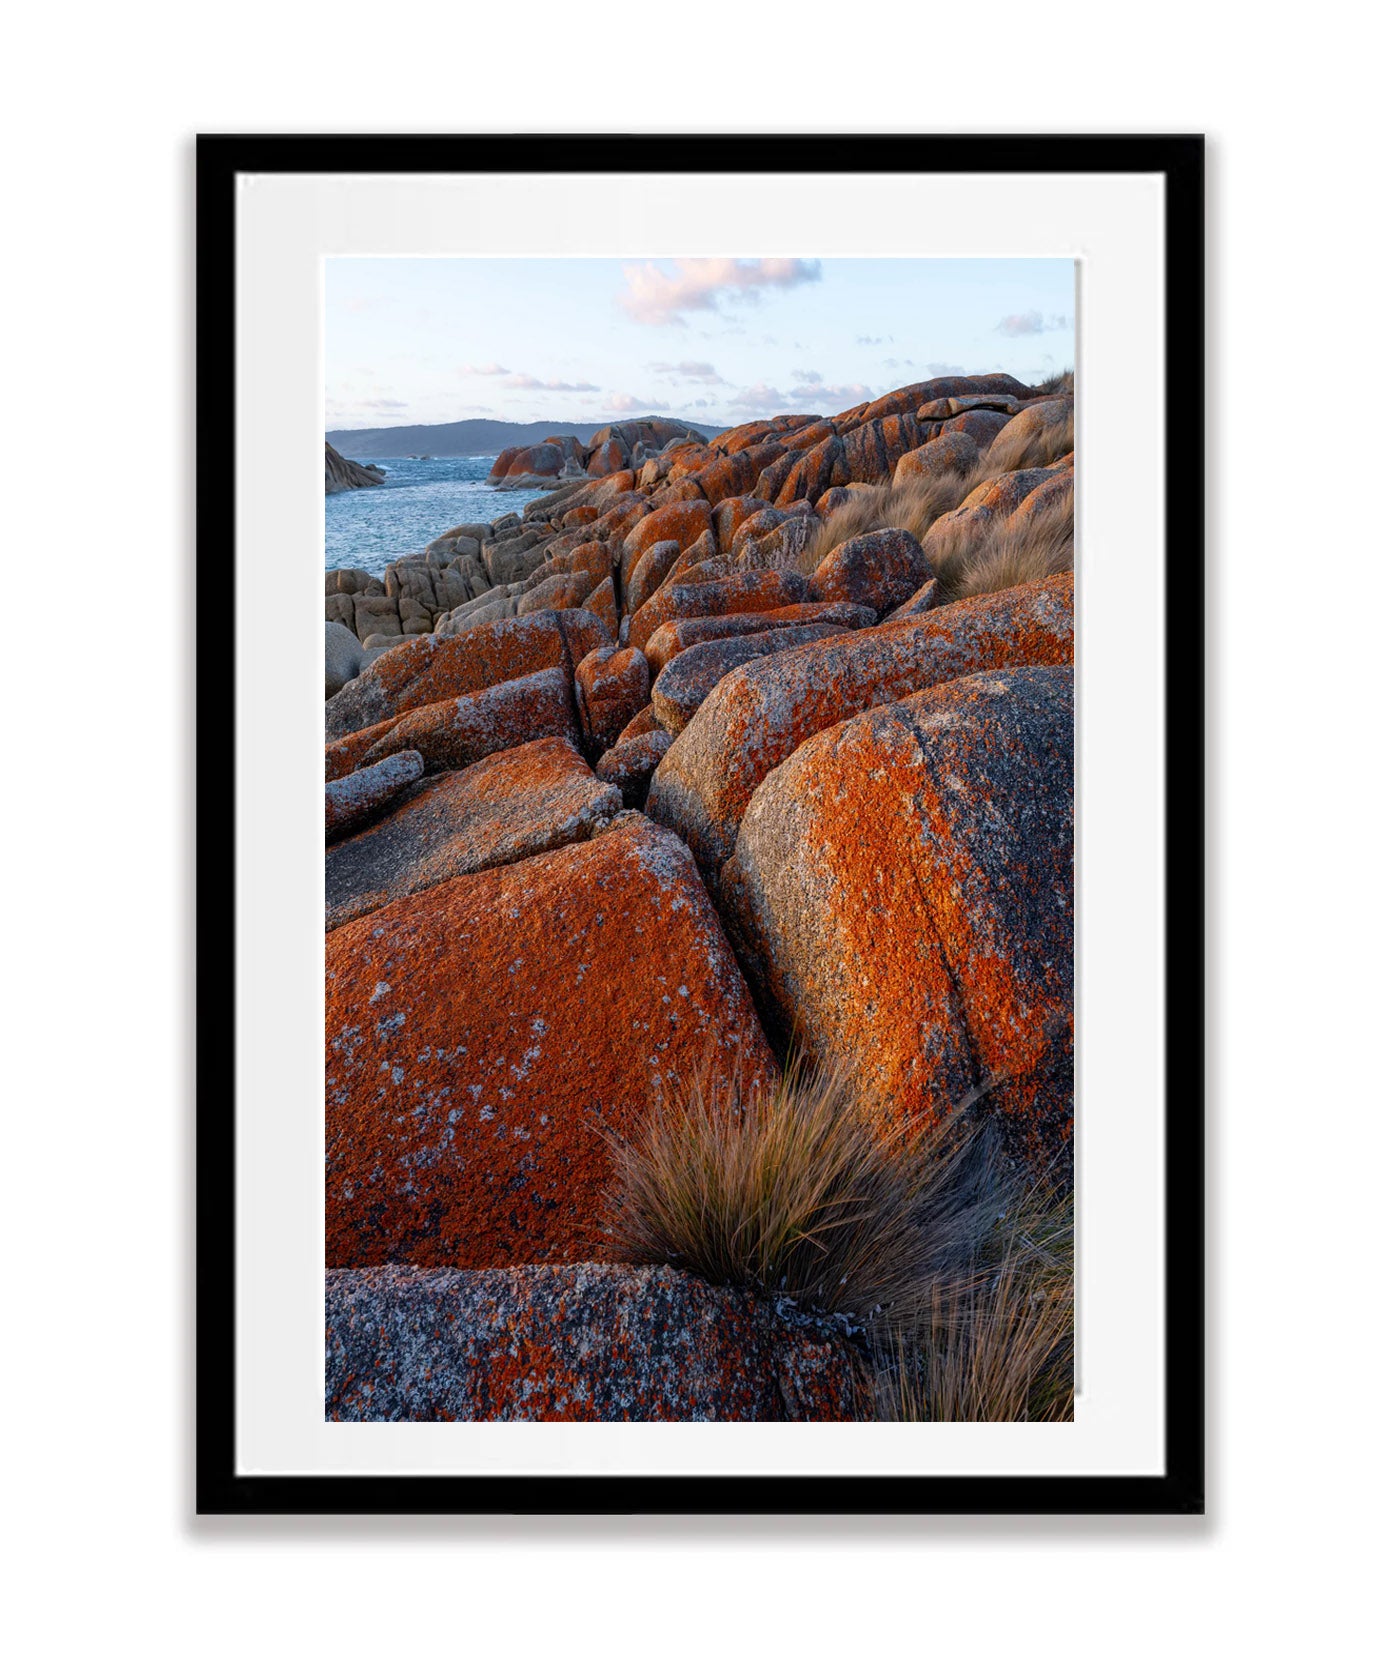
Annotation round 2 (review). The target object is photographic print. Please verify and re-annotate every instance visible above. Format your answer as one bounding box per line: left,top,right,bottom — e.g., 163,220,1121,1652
322,254,1078,1425
200,135,1202,1513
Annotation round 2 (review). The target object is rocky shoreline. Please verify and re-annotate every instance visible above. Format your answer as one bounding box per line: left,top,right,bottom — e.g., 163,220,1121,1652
324,371,1075,1421
324,441,386,493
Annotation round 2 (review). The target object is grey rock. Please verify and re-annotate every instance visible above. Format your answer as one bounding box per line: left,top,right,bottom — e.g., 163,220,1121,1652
325,735,620,930
651,624,850,735
325,1263,869,1422
325,619,367,698
324,749,424,841
325,442,385,493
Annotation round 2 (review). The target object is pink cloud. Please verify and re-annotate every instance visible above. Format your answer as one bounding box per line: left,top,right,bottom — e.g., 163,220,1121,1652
620,258,822,325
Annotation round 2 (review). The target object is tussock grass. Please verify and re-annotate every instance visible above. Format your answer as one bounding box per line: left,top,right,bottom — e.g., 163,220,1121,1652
797,473,966,575
1032,367,1075,396
934,492,1075,603
608,1057,1075,1420
607,1061,999,1325
877,1172,1074,1422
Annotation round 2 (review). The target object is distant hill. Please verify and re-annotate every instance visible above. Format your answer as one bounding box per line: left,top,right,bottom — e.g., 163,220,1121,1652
325,415,725,459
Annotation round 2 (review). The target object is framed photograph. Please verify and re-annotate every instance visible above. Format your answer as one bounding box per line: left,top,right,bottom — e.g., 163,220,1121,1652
197,133,1203,1515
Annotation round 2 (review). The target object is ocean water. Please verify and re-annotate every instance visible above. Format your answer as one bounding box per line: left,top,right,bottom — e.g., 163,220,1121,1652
324,456,542,576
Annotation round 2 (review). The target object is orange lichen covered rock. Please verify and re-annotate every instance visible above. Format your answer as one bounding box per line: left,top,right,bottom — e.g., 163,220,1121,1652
858,373,1031,423
326,717,398,781
564,540,614,591
1003,463,1074,530
325,815,775,1268
643,602,877,675
809,526,933,614
667,531,720,587
588,437,628,477
917,394,1022,422
721,666,1074,1163
711,494,769,551
708,418,780,454
594,729,673,809
325,736,620,931
734,512,818,571
582,577,619,639
891,430,980,484
728,504,790,549
485,442,565,486
516,571,591,615
814,485,861,517
839,413,925,484
646,572,1074,883
651,624,853,736
752,448,802,501
573,644,651,759
923,469,1059,556
325,610,608,741
940,408,1012,448
616,701,662,743
989,395,1073,456
885,578,942,620
620,501,714,577
625,539,681,615
775,434,847,505
657,478,713,507
627,567,810,652
357,666,581,775
325,1264,870,1422
693,442,790,504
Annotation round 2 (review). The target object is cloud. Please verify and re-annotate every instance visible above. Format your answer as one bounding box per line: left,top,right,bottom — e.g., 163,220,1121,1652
789,380,873,407
619,257,822,325
993,311,1069,338
792,368,823,384
503,373,601,392
732,382,787,413
927,361,967,375
883,357,919,370
856,334,892,346
602,390,664,413
459,361,510,376
362,398,408,410
648,360,729,384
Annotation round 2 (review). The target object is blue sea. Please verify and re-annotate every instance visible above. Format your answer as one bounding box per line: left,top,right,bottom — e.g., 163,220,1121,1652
324,456,543,576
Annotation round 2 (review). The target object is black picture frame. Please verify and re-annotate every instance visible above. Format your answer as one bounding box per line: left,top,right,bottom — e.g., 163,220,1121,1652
196,133,1204,1517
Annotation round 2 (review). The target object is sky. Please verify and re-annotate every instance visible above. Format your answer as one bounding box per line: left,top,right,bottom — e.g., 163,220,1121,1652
325,257,1075,431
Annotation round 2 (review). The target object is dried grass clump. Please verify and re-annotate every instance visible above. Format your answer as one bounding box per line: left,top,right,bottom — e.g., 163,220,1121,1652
1031,367,1075,397
877,1173,1074,1422
607,1061,999,1325
797,473,967,575
937,492,1075,603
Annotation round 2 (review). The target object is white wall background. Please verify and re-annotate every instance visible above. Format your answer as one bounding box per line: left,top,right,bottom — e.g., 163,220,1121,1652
5,4,1395,1675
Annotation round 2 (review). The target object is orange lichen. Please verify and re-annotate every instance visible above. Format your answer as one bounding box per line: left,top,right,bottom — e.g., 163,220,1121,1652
647,571,1075,882
619,502,715,579
720,667,1073,1166
325,817,775,1270
626,567,809,653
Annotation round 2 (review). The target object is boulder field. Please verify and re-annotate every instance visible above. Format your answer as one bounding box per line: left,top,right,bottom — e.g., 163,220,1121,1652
323,373,1076,1422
